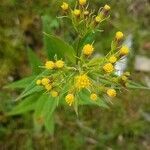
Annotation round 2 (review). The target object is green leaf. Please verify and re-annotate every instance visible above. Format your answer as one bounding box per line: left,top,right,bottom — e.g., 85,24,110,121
34,93,48,119
7,94,40,116
4,76,36,89
42,16,75,63
79,90,109,108
79,32,95,48
43,98,57,135
87,57,103,67
17,86,44,100
111,40,117,52
43,33,76,63
127,81,150,90
16,70,50,101
45,115,54,135
27,48,42,75
34,93,57,135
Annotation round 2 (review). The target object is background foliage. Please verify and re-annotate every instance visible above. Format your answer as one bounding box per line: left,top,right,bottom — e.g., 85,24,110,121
0,0,150,149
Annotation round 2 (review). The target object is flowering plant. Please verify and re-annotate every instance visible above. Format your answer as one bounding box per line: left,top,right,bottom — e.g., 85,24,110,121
6,0,148,134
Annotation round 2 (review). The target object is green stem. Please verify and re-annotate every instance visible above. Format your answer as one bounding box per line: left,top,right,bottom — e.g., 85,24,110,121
76,36,81,64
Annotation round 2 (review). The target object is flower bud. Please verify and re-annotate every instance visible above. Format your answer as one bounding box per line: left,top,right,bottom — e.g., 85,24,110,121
65,94,75,106
109,56,117,64
84,10,89,16
45,61,55,69
36,80,41,85
115,31,124,41
73,9,81,17
107,89,117,98
61,2,69,11
79,0,87,6
90,93,98,101
103,63,114,73
95,16,101,23
55,60,64,69
119,46,129,56
51,91,58,97
83,44,94,56
104,4,111,11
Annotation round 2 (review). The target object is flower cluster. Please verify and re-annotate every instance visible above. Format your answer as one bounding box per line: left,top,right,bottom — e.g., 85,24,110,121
36,31,130,106
60,0,111,36
36,1,130,107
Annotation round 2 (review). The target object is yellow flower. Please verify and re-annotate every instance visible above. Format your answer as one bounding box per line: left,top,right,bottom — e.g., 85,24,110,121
45,84,52,91
55,60,64,69
36,79,41,85
124,71,130,77
90,93,98,101
45,61,55,69
107,89,117,97
75,74,91,89
103,63,114,73
51,91,58,97
115,31,124,40
109,56,117,63
61,2,69,11
83,44,94,56
84,10,89,16
121,75,128,82
104,4,111,11
73,9,81,16
79,0,86,6
95,16,101,23
41,78,50,86
65,94,74,106
120,46,129,56
112,77,118,83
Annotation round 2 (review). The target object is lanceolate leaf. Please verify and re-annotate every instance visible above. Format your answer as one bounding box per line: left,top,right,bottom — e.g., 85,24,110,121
42,15,75,63
79,32,95,48
4,76,36,89
79,90,109,108
27,48,42,75
45,114,55,135
34,93,57,134
16,70,50,101
127,81,150,90
17,86,44,100
43,33,76,63
7,94,40,116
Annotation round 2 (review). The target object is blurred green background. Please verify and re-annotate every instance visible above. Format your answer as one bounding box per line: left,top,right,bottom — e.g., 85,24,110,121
0,0,150,149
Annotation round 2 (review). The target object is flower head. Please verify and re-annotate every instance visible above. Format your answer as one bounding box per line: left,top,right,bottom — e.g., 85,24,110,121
61,2,69,11
103,63,114,73
90,93,98,101
124,72,130,77
95,16,101,23
36,79,41,85
107,89,116,97
104,4,111,11
73,9,81,16
84,10,89,16
75,74,91,89
45,84,52,91
65,94,74,106
79,0,86,6
83,44,94,56
109,56,117,63
121,75,128,82
45,61,55,69
51,90,58,97
119,46,129,56
55,60,64,69
115,31,124,40
41,78,50,86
